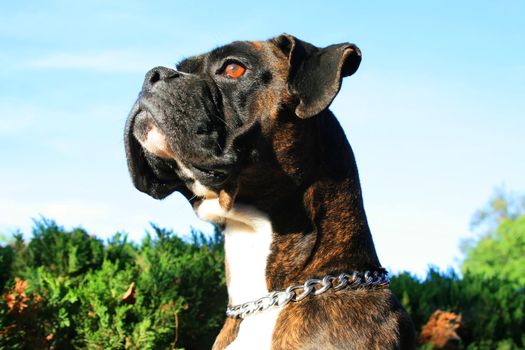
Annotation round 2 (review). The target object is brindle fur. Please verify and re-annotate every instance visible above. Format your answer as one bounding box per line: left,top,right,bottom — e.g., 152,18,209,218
212,38,415,350
125,34,416,350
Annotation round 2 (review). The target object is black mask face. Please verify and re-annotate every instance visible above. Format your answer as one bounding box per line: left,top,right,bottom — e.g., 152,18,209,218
124,35,361,201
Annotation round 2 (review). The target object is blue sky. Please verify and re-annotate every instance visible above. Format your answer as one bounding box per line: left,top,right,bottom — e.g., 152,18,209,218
1,0,524,276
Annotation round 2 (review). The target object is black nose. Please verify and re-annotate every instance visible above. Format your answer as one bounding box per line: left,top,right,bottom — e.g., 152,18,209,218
143,66,180,90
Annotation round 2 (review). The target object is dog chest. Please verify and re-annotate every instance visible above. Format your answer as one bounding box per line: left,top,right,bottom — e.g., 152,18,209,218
224,308,280,350
222,207,280,349
224,218,273,305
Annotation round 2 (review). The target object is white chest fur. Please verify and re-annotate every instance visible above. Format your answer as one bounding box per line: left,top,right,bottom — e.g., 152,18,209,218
196,199,279,350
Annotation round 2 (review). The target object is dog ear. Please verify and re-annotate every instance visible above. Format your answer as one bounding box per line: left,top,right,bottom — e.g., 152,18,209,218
272,34,362,119
124,113,187,200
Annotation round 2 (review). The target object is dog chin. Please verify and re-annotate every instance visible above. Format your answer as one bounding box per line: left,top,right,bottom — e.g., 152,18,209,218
195,198,227,224
133,119,228,201
191,181,218,198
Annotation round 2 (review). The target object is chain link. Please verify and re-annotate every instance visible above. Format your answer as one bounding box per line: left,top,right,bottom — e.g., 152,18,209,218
226,270,390,319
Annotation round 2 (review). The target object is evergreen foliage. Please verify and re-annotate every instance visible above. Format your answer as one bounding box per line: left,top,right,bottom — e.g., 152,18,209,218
462,216,525,287
1,190,524,350
391,269,525,349
0,219,226,350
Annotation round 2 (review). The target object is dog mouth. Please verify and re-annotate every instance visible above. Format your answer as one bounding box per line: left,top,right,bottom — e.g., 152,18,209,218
191,164,231,186
129,103,237,196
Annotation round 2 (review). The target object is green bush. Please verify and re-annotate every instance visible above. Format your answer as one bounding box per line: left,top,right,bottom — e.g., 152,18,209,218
0,219,226,350
391,269,525,349
1,217,524,349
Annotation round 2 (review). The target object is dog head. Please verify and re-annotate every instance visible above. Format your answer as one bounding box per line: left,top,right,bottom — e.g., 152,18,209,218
124,34,361,208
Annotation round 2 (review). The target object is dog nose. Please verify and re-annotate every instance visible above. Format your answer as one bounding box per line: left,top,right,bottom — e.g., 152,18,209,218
143,66,180,90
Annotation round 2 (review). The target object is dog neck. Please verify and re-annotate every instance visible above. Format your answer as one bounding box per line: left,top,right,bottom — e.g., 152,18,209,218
197,110,381,300
197,198,275,307
252,110,381,291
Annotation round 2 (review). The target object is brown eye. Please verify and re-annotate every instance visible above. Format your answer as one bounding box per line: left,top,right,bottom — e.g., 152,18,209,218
224,63,246,78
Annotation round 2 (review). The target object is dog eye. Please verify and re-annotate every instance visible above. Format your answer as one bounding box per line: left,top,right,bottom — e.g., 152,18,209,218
223,63,246,79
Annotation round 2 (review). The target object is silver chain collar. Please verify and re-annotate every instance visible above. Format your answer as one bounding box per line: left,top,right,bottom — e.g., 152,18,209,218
226,270,390,319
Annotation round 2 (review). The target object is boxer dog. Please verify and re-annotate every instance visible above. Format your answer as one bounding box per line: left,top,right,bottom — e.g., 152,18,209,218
124,34,415,349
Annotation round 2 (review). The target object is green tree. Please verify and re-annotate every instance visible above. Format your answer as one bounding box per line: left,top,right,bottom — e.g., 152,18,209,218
462,216,525,286
462,188,525,286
